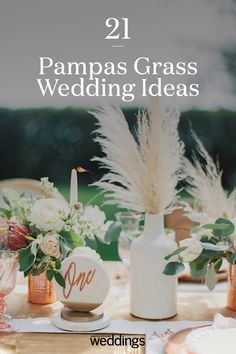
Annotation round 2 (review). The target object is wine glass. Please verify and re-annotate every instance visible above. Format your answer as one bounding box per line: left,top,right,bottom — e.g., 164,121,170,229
115,212,142,299
116,212,142,269
0,250,18,333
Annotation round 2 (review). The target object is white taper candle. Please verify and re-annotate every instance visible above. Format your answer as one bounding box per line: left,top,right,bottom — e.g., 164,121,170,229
70,169,78,205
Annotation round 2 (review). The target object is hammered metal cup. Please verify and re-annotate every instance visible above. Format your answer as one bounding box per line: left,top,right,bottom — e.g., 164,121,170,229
28,273,57,304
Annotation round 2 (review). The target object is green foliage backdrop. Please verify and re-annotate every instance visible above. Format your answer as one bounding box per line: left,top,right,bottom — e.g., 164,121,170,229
0,106,236,190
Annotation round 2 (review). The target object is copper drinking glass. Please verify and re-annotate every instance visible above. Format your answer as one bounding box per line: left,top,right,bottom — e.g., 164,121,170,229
0,250,18,332
28,273,57,304
227,264,236,311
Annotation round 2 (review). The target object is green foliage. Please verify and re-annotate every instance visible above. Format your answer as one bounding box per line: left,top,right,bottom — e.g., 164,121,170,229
164,247,188,261
19,246,36,272
55,260,61,270
53,270,66,288
163,262,185,276
46,268,54,281
46,267,65,288
85,236,98,250
104,222,122,244
213,218,235,238
190,261,208,280
60,230,86,249
229,253,236,264
206,264,217,291
0,207,11,219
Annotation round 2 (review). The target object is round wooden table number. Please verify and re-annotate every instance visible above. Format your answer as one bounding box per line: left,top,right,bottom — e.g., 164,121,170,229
53,248,111,332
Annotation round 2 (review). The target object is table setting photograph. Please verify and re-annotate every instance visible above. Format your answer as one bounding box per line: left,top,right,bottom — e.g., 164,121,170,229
1,0,236,353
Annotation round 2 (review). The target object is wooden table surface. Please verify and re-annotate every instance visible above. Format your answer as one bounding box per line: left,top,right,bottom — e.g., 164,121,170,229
1,262,235,354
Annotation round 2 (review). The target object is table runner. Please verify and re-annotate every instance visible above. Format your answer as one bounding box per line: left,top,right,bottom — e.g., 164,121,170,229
11,317,210,354
11,317,209,334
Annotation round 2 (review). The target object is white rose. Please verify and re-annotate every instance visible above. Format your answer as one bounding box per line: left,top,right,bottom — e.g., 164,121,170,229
80,205,106,232
179,238,203,262
40,232,60,258
72,246,101,262
29,198,69,232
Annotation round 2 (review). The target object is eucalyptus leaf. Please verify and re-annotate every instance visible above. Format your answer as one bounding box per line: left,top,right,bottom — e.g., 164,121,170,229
85,236,98,250
46,268,54,281
19,245,35,271
230,252,236,264
206,263,217,291
213,218,235,238
54,271,65,288
164,246,188,261
60,230,86,249
104,222,122,244
203,223,228,230
214,258,223,272
190,261,208,280
200,249,223,260
163,262,185,276
19,254,35,272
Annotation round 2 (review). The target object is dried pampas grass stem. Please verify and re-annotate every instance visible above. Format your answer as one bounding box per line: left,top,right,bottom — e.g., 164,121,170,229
90,99,185,214
183,132,236,221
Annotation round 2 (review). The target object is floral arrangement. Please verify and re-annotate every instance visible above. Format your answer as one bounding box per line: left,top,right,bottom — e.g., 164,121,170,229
0,178,121,287
163,132,236,290
164,217,236,290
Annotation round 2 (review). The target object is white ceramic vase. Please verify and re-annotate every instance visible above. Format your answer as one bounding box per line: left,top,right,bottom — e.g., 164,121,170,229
130,213,177,319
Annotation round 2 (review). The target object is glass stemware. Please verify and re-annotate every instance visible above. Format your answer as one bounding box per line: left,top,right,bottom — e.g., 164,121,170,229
114,212,142,300
0,250,18,333
116,212,142,269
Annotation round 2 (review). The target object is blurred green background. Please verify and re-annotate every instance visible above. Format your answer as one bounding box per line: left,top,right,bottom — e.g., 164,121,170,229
1,107,236,189
1,107,236,259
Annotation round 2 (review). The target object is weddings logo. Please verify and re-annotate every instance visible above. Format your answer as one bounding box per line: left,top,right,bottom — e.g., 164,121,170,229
90,334,145,349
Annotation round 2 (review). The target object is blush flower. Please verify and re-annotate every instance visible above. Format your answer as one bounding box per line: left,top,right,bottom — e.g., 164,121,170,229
40,232,60,259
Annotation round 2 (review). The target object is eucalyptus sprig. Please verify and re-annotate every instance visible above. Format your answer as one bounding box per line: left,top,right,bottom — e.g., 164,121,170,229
164,217,236,291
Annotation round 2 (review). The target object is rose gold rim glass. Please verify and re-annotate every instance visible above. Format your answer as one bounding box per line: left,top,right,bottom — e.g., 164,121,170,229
0,250,18,333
